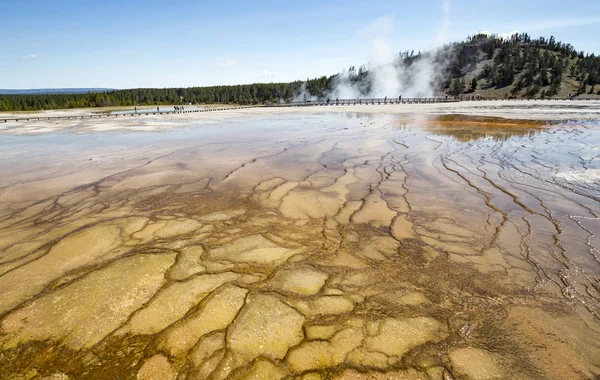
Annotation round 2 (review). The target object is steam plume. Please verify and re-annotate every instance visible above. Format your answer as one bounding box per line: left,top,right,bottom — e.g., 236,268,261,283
299,1,453,100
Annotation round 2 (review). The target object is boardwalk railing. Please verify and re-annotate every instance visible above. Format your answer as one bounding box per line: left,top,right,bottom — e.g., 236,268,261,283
270,97,459,107
268,95,600,107
3,97,598,122
1,105,260,123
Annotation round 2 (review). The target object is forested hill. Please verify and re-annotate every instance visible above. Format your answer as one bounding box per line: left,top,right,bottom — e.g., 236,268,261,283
443,33,600,99
1,33,599,111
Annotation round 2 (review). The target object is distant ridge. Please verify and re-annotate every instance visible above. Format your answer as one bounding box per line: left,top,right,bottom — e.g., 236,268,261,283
0,88,113,95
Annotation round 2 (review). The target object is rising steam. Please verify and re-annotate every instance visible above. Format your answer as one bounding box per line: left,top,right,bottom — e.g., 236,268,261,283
298,1,453,100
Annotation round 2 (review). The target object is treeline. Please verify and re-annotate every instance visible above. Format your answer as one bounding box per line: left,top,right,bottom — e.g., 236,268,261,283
0,82,311,111
445,33,600,98
0,77,340,111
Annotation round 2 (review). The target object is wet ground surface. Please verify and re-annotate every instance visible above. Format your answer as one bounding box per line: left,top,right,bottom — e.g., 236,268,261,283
1,112,600,379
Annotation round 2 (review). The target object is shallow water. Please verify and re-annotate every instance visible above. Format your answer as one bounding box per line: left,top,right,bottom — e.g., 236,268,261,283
1,113,600,379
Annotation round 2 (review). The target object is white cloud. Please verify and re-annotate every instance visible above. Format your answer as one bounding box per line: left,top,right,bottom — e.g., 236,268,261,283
217,58,239,67
260,69,277,79
359,15,395,38
488,17,600,40
472,30,518,40
498,30,520,40
21,53,42,60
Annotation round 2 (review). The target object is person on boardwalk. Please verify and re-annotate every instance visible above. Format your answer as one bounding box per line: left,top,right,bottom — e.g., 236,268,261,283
134,106,137,114
157,106,160,113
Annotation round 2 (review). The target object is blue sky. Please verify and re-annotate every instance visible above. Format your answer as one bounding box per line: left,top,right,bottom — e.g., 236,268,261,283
2,0,600,89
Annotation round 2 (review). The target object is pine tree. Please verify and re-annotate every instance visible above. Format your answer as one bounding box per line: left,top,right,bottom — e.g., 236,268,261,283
540,60,549,86
577,75,588,94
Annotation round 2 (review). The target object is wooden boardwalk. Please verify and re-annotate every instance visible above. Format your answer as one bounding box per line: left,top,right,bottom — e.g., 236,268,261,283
270,97,460,107
2,97,597,122
269,96,599,107
0,106,260,123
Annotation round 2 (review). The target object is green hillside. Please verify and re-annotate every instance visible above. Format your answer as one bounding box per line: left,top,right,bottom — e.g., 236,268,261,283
442,33,600,99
